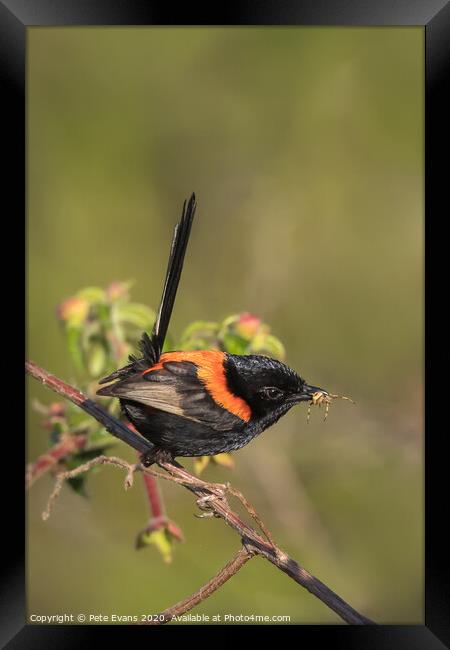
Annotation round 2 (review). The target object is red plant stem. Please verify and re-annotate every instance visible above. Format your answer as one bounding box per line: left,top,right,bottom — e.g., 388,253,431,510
26,434,87,488
125,421,166,521
138,456,184,541
140,458,165,519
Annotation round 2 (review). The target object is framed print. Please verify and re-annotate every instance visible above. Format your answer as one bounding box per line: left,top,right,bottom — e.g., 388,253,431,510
2,0,448,646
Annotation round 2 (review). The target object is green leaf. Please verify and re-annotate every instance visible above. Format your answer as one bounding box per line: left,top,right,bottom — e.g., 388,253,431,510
194,453,235,475
64,446,112,471
49,421,67,445
115,303,156,330
67,475,88,497
95,303,111,326
193,456,210,475
180,337,216,351
80,320,102,347
107,398,123,418
179,321,219,351
180,321,219,341
250,333,286,360
76,286,107,304
136,528,174,563
65,405,94,430
221,332,249,355
86,342,107,378
66,326,85,372
87,428,117,449
220,314,240,331
212,452,235,469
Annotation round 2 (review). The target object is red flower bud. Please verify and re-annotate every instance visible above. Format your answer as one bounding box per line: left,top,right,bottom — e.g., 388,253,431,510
57,297,89,325
235,312,262,339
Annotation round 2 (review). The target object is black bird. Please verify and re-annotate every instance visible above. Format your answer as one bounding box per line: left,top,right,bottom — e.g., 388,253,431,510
97,194,329,460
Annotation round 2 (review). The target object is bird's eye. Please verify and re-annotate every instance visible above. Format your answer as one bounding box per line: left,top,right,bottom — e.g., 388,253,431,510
260,386,283,400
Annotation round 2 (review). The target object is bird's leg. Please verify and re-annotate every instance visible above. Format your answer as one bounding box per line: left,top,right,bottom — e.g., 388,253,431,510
140,451,156,468
143,450,227,516
140,448,175,468
155,448,176,465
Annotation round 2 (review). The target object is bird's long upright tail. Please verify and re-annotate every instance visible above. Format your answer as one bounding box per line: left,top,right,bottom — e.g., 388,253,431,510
141,192,197,365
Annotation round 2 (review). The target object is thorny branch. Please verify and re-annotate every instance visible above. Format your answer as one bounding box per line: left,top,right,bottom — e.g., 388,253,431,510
26,359,375,625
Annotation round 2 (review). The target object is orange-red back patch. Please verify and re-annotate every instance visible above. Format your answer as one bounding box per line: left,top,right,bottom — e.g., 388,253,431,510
143,350,251,422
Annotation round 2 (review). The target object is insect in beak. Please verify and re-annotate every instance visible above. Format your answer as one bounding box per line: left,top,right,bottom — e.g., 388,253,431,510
303,386,355,423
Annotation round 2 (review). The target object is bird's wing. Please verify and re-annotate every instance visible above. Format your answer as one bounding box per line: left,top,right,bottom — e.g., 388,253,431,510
97,360,244,433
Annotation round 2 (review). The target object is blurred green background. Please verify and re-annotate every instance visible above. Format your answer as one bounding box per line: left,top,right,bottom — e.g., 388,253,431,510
27,27,423,624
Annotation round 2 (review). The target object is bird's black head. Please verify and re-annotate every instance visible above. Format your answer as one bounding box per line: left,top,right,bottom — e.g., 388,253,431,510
225,354,324,424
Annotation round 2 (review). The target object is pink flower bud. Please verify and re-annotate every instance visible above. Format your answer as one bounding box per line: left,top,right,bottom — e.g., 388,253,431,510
57,297,89,325
235,312,262,339
107,281,129,301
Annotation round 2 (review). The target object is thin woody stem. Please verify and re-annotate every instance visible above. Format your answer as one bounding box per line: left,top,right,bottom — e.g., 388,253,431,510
225,483,276,548
42,455,138,521
146,547,254,624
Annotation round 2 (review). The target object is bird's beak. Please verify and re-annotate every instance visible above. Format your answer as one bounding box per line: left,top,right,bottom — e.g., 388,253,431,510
293,383,328,403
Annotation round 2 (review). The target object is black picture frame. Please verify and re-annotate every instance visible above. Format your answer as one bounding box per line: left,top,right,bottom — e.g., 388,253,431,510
5,0,448,646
